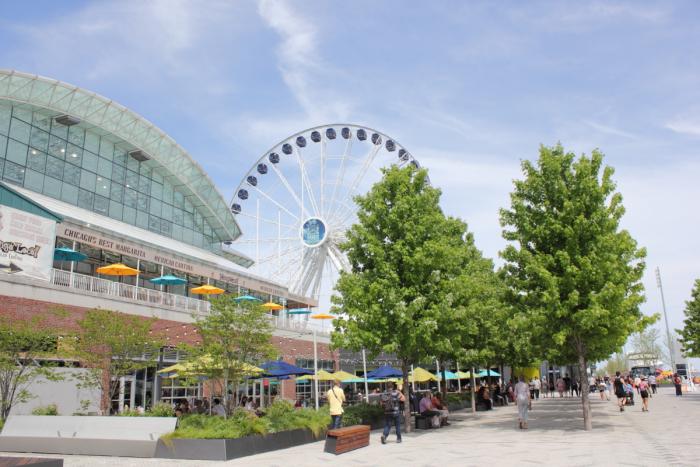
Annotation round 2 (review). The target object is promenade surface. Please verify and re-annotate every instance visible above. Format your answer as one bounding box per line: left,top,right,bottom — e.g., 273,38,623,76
2,386,698,466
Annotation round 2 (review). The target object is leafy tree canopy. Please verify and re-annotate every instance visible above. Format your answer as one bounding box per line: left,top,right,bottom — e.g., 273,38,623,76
678,279,700,357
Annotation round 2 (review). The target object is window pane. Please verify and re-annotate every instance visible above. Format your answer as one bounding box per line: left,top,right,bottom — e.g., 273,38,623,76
30,127,49,151
82,150,97,172
109,201,123,220
161,219,172,236
60,183,78,204
84,131,100,153
80,170,96,191
123,206,136,225
0,135,6,156
96,177,110,197
173,208,183,225
161,202,173,220
9,118,31,143
48,135,66,159
97,157,112,178
112,163,125,184
32,113,51,131
43,176,62,198
110,183,124,203
100,139,114,159
65,145,82,166
124,187,137,208
151,182,163,200
6,140,27,165
93,194,109,215
113,147,127,165
27,149,47,173
137,192,149,211
50,121,68,139
63,164,81,186
68,126,85,146
148,215,161,232
126,170,138,190
150,198,162,216
0,106,11,135
46,156,65,179
78,189,94,210
3,161,25,185
23,169,44,192
138,175,151,195
136,210,148,229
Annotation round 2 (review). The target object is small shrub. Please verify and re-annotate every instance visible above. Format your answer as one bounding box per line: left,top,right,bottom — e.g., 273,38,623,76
343,403,383,426
166,411,267,439
118,408,143,417
32,404,58,416
147,402,175,417
0,418,4,433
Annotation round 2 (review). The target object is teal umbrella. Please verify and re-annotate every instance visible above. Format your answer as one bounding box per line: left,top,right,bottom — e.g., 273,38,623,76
287,308,312,315
477,369,501,378
150,275,187,285
53,247,87,262
234,295,263,303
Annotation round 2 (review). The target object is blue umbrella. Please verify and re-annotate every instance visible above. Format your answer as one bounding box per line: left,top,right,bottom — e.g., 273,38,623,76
53,247,87,262
287,308,312,315
366,365,403,379
259,360,314,377
438,370,459,380
150,275,187,285
477,369,501,378
234,295,263,303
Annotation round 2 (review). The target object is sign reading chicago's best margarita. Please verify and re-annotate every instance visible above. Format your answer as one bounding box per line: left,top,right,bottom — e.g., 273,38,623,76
0,205,57,281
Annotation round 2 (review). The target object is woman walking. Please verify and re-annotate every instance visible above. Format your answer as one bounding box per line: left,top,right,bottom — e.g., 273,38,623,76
673,373,683,396
639,377,650,412
515,376,530,429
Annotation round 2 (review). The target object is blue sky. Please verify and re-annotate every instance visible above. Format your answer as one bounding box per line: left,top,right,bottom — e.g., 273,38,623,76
1,0,699,349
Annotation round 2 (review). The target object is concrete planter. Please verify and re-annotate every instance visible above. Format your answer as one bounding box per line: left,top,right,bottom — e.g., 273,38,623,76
155,428,325,461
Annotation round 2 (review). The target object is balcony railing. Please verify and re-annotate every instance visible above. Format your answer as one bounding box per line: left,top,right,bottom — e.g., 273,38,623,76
50,268,210,315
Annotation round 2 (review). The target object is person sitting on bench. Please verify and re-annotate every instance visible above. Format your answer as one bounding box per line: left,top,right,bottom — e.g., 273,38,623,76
419,392,441,428
431,392,450,426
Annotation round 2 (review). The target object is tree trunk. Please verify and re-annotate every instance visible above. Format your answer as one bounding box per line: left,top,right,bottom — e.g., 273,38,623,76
441,366,448,401
470,367,476,413
578,353,592,430
401,360,412,433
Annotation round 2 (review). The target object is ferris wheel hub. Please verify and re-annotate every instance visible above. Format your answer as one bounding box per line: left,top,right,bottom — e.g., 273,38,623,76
301,217,328,248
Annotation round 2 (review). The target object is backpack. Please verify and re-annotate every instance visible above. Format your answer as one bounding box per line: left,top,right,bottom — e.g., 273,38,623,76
381,391,397,414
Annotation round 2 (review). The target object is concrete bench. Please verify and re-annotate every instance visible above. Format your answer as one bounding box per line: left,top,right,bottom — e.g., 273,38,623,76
324,425,370,455
0,416,177,458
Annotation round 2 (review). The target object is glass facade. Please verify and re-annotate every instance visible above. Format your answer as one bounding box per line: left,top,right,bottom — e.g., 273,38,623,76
0,103,222,254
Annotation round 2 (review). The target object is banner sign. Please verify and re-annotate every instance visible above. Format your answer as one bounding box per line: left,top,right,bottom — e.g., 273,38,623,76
56,222,315,305
0,205,57,281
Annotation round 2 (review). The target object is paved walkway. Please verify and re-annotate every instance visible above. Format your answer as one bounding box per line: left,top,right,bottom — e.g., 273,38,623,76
2,387,699,466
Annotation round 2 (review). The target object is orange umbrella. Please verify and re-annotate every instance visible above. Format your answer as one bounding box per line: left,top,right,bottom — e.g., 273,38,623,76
262,302,284,311
310,312,334,320
190,284,225,295
96,263,138,276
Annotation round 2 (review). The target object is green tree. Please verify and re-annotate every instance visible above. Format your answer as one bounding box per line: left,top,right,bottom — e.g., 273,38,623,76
602,350,628,376
500,144,650,430
678,279,700,357
332,165,472,431
629,327,662,366
183,297,276,415
0,317,63,421
75,309,163,414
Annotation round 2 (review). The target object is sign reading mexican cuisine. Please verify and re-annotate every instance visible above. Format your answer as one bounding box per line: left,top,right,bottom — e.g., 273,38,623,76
0,205,57,281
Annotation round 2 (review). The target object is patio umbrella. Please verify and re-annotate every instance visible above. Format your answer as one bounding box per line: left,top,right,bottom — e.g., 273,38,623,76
438,370,459,380
234,295,262,303
150,275,187,286
259,360,313,377
410,367,438,383
366,365,403,379
191,284,225,295
96,263,138,276
456,370,473,379
262,302,284,311
310,312,334,320
332,370,357,381
296,369,337,381
53,247,87,262
477,369,501,378
287,308,312,315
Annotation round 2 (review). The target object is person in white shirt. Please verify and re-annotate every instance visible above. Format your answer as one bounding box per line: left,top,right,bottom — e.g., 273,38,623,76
515,376,531,429
533,377,541,399
212,398,226,417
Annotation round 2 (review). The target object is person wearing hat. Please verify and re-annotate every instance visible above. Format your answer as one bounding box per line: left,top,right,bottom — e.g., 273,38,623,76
639,376,650,412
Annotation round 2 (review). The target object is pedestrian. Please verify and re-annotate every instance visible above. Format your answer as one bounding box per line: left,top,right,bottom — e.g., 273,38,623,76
380,382,405,444
515,376,530,429
533,377,541,400
648,373,657,396
639,377,650,412
613,371,626,412
634,375,641,394
673,373,683,397
327,379,346,429
556,377,565,398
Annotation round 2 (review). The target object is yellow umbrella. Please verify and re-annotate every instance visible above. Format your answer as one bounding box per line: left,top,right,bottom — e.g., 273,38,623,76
456,370,473,379
332,370,357,381
157,363,187,374
163,355,262,378
262,302,284,311
191,284,225,295
96,263,138,276
410,367,438,383
310,312,334,320
297,369,337,381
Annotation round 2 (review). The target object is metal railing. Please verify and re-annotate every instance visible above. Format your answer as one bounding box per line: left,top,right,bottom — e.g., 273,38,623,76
50,269,210,315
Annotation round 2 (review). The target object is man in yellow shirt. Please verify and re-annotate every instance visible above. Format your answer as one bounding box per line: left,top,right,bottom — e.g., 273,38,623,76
327,379,346,428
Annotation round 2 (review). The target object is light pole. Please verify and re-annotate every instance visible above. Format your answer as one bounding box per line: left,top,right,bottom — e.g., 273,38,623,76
655,267,676,371
313,328,319,410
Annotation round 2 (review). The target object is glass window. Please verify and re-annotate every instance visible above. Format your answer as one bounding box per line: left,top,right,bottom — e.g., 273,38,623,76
81,150,97,172
173,190,184,207
0,106,11,135
172,224,182,241
161,219,172,236
137,192,149,211
161,202,173,220
183,211,193,228
112,163,125,184
50,121,68,139
60,183,78,204
113,147,127,165
150,198,162,216
139,165,152,178
6,140,28,165
151,181,163,200
68,126,85,146
48,135,66,159
152,169,163,184
173,208,183,225
96,177,110,197
126,154,139,171
182,228,193,243
80,170,96,191
110,183,124,203
78,189,94,210
124,187,137,208
93,194,109,215
123,206,136,225
32,113,51,131
109,201,123,220
12,107,32,123
65,145,82,166
163,182,174,204
97,157,112,178
43,176,61,198
9,118,31,143
63,164,80,186
30,127,49,151
136,210,148,229
84,131,100,154
184,198,194,213
126,170,138,190
148,215,161,232
23,169,44,192
46,156,65,180
100,139,114,160
3,161,25,185
27,149,46,173
0,135,6,156
138,175,151,195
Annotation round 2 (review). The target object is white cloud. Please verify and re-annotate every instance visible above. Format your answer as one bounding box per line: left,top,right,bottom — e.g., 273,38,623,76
583,120,636,139
665,118,700,136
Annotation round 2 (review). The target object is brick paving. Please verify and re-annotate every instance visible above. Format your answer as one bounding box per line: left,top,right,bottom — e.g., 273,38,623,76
2,386,698,466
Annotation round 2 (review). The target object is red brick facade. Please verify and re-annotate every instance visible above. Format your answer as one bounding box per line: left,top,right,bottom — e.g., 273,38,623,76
0,295,337,400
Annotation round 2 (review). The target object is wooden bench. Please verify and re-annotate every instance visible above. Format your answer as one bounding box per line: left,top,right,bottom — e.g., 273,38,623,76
324,425,370,455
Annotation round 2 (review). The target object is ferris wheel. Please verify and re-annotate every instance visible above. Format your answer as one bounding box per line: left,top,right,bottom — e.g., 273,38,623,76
227,124,421,304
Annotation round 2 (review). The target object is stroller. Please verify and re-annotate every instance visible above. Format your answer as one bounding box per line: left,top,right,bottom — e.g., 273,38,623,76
625,390,635,406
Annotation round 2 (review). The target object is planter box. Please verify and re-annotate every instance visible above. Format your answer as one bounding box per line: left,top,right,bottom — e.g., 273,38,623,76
155,428,325,461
